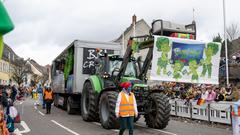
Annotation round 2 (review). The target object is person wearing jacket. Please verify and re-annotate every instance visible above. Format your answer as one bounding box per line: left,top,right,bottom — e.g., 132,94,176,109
0,85,8,108
115,82,138,135
37,84,46,109
43,87,53,114
206,85,216,102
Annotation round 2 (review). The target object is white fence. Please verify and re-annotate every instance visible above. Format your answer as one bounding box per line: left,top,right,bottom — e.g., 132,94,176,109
170,99,233,125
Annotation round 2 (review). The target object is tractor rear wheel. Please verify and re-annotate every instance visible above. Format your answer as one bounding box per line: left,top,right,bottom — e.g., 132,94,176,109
144,93,170,129
81,81,98,121
99,91,119,129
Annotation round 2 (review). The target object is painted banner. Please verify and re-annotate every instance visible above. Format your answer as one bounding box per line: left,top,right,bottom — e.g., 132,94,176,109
150,36,222,84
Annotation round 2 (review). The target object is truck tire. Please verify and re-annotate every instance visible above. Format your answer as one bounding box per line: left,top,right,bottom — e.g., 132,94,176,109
99,91,119,129
144,93,170,129
67,97,75,114
81,81,98,121
53,93,59,107
63,96,68,110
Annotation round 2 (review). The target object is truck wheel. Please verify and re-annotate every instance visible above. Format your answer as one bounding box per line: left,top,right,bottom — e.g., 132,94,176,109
63,96,68,110
54,93,59,107
99,91,119,129
67,97,75,114
81,81,98,121
144,93,170,129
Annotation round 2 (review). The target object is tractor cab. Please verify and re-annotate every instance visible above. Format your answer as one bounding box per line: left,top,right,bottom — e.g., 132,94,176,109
109,56,137,78
94,53,138,78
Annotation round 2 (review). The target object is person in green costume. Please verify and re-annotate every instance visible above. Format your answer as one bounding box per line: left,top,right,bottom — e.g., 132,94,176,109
172,60,184,81
64,48,74,80
188,59,199,82
200,42,219,78
156,37,171,75
0,1,14,59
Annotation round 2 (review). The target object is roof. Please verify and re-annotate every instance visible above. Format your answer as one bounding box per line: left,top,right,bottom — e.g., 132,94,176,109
113,19,151,42
27,59,48,75
2,43,21,62
53,39,121,62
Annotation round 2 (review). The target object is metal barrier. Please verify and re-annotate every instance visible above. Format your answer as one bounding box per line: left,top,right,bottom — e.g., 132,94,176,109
169,99,176,115
175,99,191,118
209,102,232,124
191,101,209,121
169,99,233,125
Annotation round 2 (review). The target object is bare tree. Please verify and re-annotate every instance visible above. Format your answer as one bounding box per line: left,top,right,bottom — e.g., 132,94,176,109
11,58,31,86
212,33,222,43
226,22,240,41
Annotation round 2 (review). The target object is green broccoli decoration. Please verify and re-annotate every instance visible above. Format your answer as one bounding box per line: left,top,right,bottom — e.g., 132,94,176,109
188,59,199,82
172,60,184,81
156,37,171,75
201,42,219,78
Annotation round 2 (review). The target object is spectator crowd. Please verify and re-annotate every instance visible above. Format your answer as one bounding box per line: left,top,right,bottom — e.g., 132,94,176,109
153,82,240,103
0,84,34,134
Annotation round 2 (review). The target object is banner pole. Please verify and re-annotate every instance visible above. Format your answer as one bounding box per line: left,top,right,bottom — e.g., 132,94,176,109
223,0,229,85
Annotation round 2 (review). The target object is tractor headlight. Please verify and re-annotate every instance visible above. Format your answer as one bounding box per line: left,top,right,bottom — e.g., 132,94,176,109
102,73,110,78
134,86,141,90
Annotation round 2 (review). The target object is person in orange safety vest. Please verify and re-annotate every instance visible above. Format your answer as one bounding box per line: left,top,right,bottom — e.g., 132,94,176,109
115,82,138,135
43,87,53,114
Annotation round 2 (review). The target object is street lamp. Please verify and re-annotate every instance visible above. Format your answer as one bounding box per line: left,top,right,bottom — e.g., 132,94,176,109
223,0,229,85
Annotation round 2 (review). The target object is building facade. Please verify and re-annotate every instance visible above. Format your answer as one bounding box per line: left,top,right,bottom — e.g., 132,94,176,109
0,44,19,85
113,15,151,54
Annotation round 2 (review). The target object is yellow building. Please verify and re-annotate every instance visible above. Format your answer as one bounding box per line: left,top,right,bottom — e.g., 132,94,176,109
0,44,19,85
0,59,10,85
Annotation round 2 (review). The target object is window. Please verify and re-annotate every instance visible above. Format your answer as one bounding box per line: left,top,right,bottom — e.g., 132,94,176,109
109,60,136,77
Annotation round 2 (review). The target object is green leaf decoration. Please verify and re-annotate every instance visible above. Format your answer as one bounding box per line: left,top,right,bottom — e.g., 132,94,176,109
0,1,14,35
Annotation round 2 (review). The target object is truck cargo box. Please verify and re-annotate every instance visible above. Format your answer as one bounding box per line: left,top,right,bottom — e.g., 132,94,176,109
52,40,121,94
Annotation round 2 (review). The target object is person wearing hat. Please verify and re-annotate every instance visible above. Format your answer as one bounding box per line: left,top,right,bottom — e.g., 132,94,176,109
115,82,138,135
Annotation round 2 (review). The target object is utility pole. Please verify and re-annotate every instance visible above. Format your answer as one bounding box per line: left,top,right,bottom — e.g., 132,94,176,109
223,0,229,85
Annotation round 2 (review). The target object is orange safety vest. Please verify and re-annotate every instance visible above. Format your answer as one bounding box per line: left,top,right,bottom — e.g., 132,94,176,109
119,91,135,117
44,90,53,100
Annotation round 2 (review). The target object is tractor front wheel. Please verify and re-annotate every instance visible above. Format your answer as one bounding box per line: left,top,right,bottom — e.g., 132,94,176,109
99,91,119,129
144,93,170,129
81,81,98,121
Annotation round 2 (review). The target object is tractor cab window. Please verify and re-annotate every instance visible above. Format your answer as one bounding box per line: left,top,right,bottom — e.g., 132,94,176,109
109,60,136,77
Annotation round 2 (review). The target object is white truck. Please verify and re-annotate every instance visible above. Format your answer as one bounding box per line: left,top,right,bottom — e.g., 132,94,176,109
51,40,121,114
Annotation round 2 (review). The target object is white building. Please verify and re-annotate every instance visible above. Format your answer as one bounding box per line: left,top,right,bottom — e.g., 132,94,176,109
113,15,151,53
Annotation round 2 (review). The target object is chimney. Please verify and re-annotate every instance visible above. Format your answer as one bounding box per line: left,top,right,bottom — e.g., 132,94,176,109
132,14,137,25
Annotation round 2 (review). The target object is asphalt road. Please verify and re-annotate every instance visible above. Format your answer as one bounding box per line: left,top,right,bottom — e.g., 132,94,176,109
13,98,232,135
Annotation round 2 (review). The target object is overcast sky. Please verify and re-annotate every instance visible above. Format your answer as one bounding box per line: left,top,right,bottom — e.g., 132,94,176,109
3,0,240,65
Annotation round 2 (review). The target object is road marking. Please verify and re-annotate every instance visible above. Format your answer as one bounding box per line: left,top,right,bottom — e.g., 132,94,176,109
135,124,177,135
92,122,101,126
92,122,118,133
112,129,119,132
38,110,45,116
14,121,31,135
51,120,80,135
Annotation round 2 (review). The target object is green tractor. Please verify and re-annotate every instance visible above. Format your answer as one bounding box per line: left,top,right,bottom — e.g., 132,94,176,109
81,36,171,129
